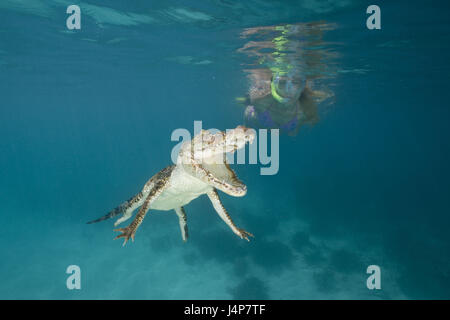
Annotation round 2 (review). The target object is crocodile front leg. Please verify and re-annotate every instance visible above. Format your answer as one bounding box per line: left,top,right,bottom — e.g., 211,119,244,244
206,189,253,241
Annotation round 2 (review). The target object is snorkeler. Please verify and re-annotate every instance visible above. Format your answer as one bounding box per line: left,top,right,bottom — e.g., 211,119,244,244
239,69,327,135
237,22,336,135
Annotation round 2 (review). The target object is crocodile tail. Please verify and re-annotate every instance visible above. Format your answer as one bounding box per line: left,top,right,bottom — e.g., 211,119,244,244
86,201,128,224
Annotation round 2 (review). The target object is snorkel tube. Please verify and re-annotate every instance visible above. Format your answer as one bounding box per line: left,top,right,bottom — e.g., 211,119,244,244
271,74,303,104
271,77,290,103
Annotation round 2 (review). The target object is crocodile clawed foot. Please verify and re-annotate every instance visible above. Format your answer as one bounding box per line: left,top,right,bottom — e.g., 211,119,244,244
237,229,254,241
114,226,136,246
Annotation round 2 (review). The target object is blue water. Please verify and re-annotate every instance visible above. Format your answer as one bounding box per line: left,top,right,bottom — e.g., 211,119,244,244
1,0,450,299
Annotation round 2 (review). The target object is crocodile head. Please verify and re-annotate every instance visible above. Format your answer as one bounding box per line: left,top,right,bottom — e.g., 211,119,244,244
177,125,256,197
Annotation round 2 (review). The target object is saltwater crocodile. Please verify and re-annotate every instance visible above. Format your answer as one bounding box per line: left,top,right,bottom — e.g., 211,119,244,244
88,126,255,246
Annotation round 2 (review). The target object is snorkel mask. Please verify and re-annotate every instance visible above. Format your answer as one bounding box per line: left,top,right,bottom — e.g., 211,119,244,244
270,74,304,104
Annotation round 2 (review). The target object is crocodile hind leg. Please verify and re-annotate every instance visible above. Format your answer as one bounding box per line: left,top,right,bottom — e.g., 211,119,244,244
114,166,174,246
114,175,164,226
114,192,146,227
114,182,163,246
175,207,188,242
206,188,253,241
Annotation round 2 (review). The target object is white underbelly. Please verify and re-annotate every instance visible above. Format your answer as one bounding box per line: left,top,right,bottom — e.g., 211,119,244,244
149,166,212,211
